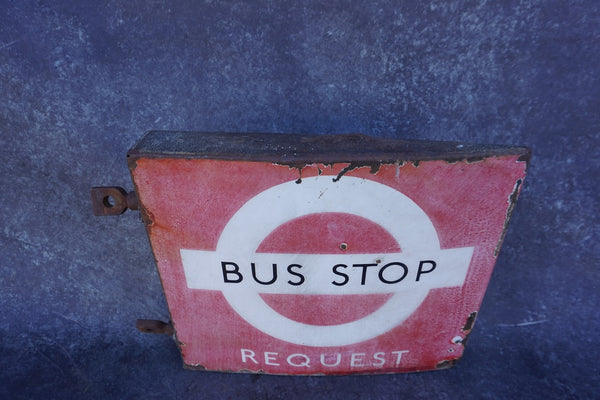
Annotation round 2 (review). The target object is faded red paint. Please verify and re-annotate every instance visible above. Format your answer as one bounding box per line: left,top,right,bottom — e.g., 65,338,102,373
130,155,527,374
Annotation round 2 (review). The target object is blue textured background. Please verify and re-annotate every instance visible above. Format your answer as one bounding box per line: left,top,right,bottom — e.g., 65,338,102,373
1,1,598,398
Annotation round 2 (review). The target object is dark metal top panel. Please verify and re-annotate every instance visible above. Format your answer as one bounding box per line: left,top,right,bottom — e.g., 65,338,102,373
127,131,530,165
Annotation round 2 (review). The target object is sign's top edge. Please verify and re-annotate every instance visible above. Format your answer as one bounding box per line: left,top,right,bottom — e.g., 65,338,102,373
127,131,531,164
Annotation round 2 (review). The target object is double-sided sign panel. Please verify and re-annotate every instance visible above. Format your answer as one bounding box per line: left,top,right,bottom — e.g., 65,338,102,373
125,131,529,374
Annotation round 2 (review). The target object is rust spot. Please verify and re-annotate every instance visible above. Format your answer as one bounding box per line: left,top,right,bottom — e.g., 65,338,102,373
126,153,138,171
460,331,471,347
238,368,266,374
184,363,207,371
332,161,381,182
140,206,155,226
295,165,303,184
494,177,524,257
436,359,458,369
466,156,484,163
462,311,478,332
517,148,532,163
135,319,174,335
452,332,472,347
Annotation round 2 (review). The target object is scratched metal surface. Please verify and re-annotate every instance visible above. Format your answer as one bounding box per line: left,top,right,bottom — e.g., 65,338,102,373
0,1,598,398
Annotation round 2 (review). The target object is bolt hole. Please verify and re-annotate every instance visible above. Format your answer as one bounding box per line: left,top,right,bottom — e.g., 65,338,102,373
103,195,116,208
340,242,348,251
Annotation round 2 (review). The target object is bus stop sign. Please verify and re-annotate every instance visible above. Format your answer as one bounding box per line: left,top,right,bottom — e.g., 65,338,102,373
92,131,530,375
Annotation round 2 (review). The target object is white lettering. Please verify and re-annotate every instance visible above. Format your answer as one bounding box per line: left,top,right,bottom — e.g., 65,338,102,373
350,352,366,367
287,353,311,367
320,353,342,367
241,348,258,364
372,352,385,367
392,350,409,366
240,349,409,369
264,351,279,366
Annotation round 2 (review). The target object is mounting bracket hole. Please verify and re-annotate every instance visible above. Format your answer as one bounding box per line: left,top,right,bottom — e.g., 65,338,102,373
103,195,116,208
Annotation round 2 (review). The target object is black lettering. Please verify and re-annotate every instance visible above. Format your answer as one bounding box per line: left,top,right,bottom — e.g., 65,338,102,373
287,264,305,286
221,261,243,283
251,262,278,285
353,263,378,285
332,264,349,286
378,262,408,284
416,260,437,281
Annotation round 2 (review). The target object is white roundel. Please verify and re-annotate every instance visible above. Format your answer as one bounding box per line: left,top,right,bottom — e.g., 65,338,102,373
182,175,473,347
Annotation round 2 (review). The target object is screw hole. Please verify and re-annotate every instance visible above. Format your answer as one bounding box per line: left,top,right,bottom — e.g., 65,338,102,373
103,195,116,208
340,242,348,250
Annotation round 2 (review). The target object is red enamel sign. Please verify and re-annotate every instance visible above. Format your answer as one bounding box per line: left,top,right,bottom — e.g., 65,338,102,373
122,131,529,374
